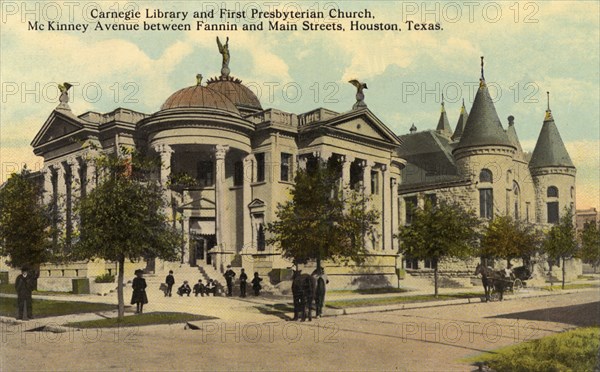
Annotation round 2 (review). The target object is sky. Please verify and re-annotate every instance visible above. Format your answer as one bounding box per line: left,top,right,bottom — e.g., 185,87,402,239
1,1,598,209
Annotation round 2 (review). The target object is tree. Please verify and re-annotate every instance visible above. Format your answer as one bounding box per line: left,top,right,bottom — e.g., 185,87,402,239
396,200,480,297
266,160,379,272
0,167,53,271
480,216,543,267
74,148,182,318
543,208,578,289
579,222,600,272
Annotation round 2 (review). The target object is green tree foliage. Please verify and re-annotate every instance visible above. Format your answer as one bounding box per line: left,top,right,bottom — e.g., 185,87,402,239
579,222,600,271
75,148,181,318
0,168,53,271
396,200,480,296
543,208,578,289
480,215,543,266
266,160,379,270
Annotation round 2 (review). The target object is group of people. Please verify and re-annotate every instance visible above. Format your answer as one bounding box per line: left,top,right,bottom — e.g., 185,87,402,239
162,267,263,299
224,266,262,297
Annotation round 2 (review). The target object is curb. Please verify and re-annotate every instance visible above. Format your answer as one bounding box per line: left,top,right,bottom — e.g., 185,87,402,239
328,287,600,316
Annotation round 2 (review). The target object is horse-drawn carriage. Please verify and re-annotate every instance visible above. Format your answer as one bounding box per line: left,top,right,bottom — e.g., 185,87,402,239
475,264,532,302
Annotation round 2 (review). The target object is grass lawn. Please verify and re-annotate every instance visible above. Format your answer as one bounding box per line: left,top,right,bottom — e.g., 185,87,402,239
329,287,410,295
326,292,483,308
0,297,116,318
468,327,599,372
0,283,73,295
67,312,217,328
541,283,599,291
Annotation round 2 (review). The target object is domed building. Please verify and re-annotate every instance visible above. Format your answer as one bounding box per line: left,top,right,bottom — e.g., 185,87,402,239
29,49,578,291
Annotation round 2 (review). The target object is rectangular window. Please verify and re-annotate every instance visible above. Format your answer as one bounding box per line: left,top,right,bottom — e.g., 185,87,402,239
547,202,559,224
255,153,265,182
280,153,292,182
257,223,266,251
405,258,419,270
371,171,379,195
197,161,214,187
405,196,418,224
424,259,435,269
526,202,530,222
233,161,243,186
479,189,493,219
425,193,437,207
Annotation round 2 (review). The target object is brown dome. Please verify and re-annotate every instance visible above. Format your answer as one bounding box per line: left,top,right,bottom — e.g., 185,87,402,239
161,85,240,115
206,76,262,111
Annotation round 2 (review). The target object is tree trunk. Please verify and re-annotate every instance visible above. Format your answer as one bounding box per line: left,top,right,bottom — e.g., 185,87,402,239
561,257,566,290
117,256,125,319
433,259,439,298
316,255,322,274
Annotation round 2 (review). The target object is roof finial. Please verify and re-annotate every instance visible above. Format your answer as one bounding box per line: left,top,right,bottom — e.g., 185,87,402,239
544,91,553,121
196,74,203,86
479,56,486,88
441,93,445,112
410,123,417,133
460,98,466,113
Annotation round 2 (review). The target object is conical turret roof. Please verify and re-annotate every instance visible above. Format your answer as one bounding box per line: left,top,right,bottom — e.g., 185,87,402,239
451,99,468,141
454,58,513,151
436,97,453,137
506,115,526,162
529,96,574,169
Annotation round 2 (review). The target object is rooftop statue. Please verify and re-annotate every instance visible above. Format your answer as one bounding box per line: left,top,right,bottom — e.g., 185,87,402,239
349,79,368,109
216,36,230,78
57,82,73,109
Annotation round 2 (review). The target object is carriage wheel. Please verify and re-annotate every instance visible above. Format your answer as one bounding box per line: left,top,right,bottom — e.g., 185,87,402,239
513,279,523,293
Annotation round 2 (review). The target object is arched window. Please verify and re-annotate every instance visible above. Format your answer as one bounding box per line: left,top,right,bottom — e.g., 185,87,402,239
513,181,520,219
570,186,575,199
479,169,493,183
547,186,558,198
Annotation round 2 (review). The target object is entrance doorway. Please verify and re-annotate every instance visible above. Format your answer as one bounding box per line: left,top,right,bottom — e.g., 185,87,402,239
193,235,216,266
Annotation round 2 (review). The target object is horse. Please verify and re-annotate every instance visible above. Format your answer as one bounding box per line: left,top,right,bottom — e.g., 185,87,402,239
292,270,316,321
474,263,508,302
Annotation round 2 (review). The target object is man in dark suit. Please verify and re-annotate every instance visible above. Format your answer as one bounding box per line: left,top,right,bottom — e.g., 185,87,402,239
239,269,248,297
223,265,236,296
165,270,175,297
15,267,35,320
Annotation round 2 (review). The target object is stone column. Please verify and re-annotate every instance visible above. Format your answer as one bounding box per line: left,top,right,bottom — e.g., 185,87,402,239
182,216,190,264
85,157,97,193
67,157,80,233
242,154,254,252
362,160,374,196
391,177,399,251
214,144,229,270
154,144,173,188
341,155,354,188
42,164,55,205
381,165,392,251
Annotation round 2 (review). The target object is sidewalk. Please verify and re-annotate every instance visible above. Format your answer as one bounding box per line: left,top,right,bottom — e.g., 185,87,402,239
2,277,598,329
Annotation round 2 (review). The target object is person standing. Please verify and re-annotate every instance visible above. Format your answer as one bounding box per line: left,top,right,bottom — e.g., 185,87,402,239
165,270,175,297
223,265,236,296
15,267,35,320
312,268,329,318
251,272,262,296
131,269,148,314
239,269,248,297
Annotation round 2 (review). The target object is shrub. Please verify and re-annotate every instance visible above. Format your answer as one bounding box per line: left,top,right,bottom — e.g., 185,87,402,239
95,273,115,283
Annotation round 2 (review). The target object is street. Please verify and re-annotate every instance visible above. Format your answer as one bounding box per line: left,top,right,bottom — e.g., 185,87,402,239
1,290,598,371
